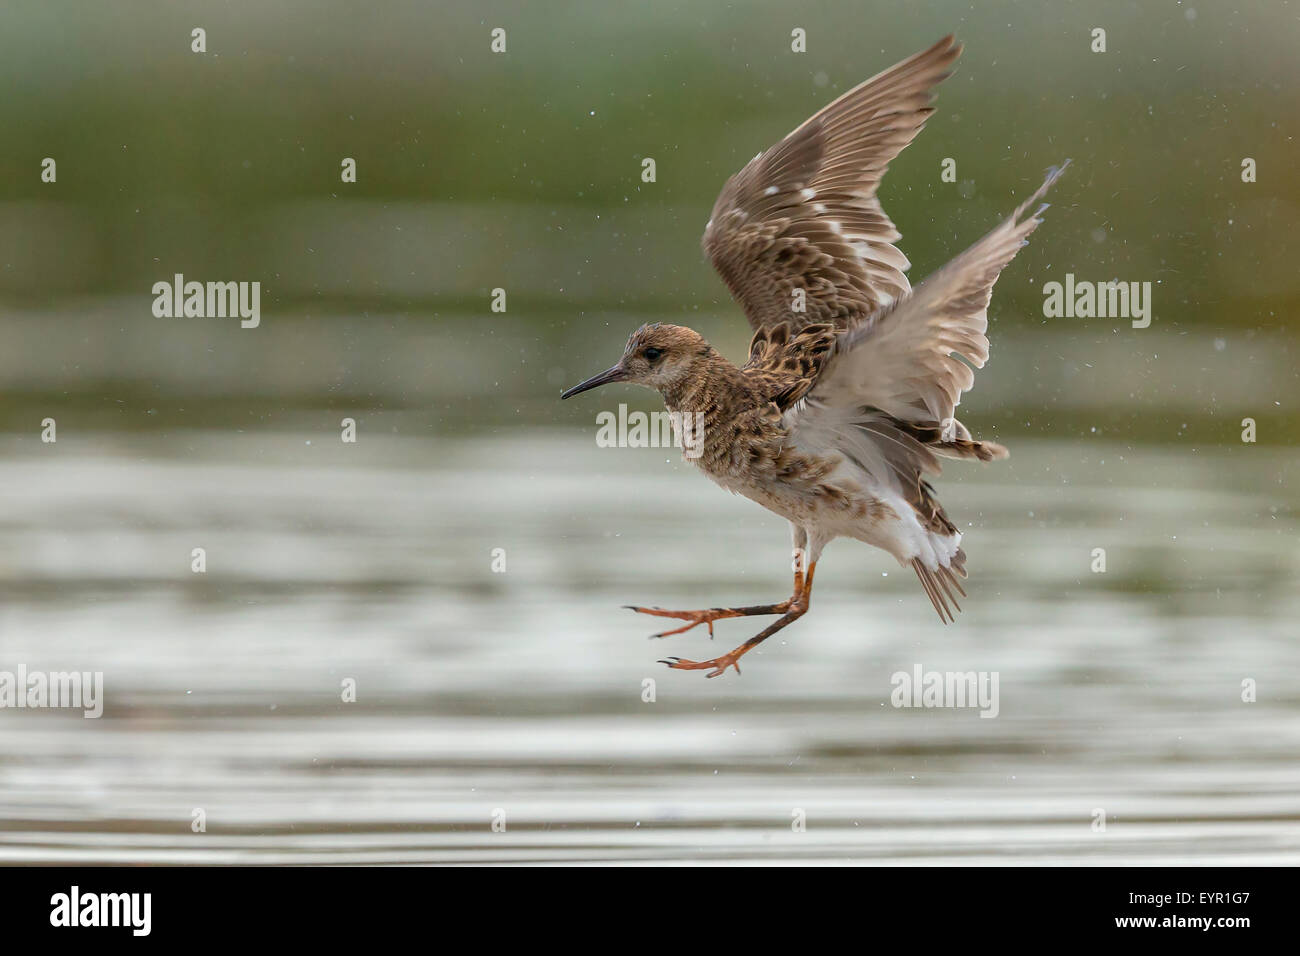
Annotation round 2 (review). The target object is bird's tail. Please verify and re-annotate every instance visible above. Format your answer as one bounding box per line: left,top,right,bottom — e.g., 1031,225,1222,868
911,550,967,624
891,416,1009,463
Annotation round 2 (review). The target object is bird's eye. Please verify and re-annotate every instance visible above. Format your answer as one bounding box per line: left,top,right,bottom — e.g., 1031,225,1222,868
643,347,664,362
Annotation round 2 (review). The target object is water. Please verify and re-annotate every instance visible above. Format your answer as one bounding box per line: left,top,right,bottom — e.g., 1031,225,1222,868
1,431,1296,864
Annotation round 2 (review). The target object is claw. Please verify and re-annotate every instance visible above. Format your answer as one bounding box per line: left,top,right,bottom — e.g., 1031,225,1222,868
625,604,736,639
650,618,715,639
660,655,742,679
634,562,815,678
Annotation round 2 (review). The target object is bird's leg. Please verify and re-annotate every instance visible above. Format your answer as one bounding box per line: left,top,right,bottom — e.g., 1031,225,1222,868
626,563,807,638
661,562,816,677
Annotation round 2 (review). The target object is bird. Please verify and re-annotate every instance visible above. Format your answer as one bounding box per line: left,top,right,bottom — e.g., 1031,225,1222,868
560,35,1067,678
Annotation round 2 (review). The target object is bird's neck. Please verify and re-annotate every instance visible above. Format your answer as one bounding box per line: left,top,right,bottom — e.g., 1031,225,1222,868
659,349,751,418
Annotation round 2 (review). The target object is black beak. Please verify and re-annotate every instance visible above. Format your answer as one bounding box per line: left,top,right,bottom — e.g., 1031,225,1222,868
560,364,626,400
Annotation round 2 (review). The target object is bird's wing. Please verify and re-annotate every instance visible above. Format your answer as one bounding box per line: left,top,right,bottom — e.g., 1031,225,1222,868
780,161,1066,587
800,162,1069,432
741,321,838,411
703,35,960,333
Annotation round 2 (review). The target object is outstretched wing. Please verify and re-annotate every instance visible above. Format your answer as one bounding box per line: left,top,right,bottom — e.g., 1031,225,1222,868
802,161,1069,430
703,35,961,333
784,162,1068,623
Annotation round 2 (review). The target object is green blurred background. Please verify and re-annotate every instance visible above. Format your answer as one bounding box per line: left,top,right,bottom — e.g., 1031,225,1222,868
1,0,1296,442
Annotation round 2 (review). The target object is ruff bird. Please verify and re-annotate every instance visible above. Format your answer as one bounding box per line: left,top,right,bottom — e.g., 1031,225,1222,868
562,35,1067,677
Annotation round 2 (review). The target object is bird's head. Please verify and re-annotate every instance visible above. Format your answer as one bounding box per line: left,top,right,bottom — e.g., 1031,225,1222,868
561,324,710,399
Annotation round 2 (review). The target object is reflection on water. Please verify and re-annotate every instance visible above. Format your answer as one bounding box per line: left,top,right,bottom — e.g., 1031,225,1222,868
0,432,1297,864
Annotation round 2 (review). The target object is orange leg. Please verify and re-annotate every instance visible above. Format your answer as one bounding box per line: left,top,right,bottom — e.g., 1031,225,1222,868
625,564,807,638
659,563,816,678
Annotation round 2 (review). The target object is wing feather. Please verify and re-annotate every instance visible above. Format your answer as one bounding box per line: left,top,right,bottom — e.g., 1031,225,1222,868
806,161,1070,425
703,36,961,332
781,162,1068,563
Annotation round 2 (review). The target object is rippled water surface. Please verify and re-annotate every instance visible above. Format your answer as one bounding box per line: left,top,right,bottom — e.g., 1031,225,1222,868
0,431,1296,864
